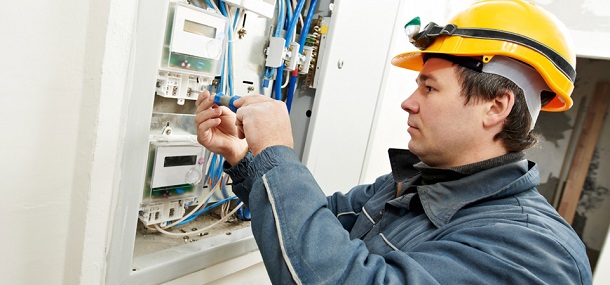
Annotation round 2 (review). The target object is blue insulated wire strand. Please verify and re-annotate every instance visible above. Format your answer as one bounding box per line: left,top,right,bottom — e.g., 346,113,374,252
205,0,215,10
298,0,318,52
286,74,297,113
285,0,305,46
275,0,305,101
233,8,241,30
286,0,312,111
175,196,238,226
285,0,293,31
274,0,285,37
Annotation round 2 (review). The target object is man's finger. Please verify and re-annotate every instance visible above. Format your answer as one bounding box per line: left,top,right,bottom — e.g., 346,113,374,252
196,91,217,114
232,94,272,108
195,90,210,108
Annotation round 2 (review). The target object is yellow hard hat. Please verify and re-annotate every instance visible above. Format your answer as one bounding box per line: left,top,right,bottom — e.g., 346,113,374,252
391,0,576,111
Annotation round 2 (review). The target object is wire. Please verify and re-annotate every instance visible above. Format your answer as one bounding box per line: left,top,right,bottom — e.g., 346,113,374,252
291,0,304,32
205,0,220,13
275,0,306,101
274,0,285,37
285,0,305,45
154,202,244,238
281,70,291,88
160,179,222,228
160,152,224,229
285,0,293,30
286,71,298,112
175,196,238,226
218,1,234,96
286,0,318,112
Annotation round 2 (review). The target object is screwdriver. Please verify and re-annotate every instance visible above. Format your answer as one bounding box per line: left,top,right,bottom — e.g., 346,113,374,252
213,93,241,112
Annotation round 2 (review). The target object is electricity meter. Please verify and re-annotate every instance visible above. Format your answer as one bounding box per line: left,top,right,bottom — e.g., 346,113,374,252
156,2,229,104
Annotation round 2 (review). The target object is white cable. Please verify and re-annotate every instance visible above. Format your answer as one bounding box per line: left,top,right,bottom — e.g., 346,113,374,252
160,178,222,228
208,0,221,13
281,70,291,88
155,202,244,238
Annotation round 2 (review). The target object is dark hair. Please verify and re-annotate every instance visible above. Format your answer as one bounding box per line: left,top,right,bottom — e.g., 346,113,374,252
455,65,538,152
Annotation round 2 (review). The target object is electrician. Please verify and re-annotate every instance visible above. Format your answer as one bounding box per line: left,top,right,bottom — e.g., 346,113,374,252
195,0,592,283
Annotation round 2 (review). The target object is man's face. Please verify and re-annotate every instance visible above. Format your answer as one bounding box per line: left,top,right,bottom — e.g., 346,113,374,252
402,58,487,168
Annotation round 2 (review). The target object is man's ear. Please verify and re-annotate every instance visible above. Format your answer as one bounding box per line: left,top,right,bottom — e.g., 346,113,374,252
483,89,514,128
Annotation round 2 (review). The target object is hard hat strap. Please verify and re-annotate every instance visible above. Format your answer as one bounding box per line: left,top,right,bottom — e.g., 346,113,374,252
411,22,576,83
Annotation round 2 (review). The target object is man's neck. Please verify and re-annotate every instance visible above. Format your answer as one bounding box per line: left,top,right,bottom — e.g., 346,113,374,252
415,151,525,185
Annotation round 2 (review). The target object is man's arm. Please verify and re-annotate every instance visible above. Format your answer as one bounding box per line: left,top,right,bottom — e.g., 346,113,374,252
325,174,393,231
228,145,589,285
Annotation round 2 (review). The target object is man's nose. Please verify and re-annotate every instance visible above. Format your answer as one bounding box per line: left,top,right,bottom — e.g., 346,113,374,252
401,91,419,114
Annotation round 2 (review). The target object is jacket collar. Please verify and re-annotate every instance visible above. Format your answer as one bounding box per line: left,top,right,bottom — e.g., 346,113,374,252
388,148,539,228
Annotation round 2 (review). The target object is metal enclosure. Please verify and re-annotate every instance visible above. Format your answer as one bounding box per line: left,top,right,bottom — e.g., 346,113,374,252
105,0,406,283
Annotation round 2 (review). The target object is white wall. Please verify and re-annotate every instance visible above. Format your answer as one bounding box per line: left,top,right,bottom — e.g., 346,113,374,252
0,0,137,283
0,0,91,284
360,0,447,183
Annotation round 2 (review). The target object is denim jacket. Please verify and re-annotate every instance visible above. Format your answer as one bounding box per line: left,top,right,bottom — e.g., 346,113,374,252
226,146,592,284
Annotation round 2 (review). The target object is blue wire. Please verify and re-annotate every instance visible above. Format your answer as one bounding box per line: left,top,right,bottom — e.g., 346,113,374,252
285,0,305,46
233,8,241,29
286,74,297,113
286,0,318,112
274,65,284,100
298,0,318,52
218,1,234,96
175,196,238,226
227,8,240,96
279,0,307,108
264,0,286,89
274,0,285,37
274,0,306,102
205,0,215,10
215,157,224,186
285,0,293,31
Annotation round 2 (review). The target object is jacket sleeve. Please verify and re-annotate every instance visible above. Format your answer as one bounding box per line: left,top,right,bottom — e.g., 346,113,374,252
223,146,590,284
324,174,393,231
225,146,428,284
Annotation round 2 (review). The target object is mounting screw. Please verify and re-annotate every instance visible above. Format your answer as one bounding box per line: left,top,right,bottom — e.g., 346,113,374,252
247,86,255,92
238,28,247,39
337,59,344,69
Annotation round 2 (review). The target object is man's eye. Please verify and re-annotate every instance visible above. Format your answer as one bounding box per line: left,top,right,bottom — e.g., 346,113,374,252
426,86,434,92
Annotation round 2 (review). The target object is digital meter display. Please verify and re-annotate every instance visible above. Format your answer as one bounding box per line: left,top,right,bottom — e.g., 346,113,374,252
164,155,197,167
183,20,217,38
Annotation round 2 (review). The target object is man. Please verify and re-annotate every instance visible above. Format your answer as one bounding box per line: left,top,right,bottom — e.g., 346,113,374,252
195,0,592,283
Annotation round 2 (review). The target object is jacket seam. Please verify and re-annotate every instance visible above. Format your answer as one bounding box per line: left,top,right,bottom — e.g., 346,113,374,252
380,233,399,251
262,174,303,285
363,207,376,225
337,211,359,218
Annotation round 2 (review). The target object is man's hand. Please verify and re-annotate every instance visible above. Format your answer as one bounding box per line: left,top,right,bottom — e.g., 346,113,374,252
195,90,248,165
233,95,294,156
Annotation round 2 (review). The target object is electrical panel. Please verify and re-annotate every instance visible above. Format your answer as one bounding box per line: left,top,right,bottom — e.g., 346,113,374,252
109,0,338,283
